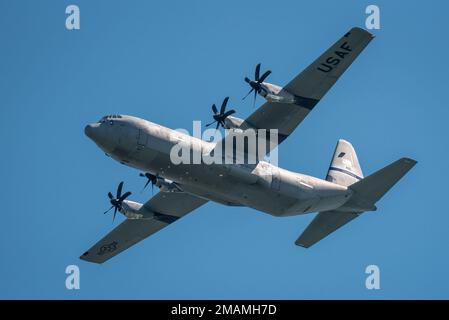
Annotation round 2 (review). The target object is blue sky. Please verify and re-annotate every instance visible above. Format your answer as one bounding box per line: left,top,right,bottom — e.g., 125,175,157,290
0,0,448,299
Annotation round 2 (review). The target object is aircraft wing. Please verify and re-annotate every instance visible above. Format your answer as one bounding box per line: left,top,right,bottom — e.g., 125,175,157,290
295,210,361,248
80,192,207,264
238,27,374,154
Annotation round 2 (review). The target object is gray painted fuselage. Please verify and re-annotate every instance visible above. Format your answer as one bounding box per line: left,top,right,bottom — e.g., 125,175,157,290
85,115,352,217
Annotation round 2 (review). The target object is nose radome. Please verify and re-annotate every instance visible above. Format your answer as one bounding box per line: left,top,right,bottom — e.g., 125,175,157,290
85,123,101,141
84,124,94,139
84,122,114,153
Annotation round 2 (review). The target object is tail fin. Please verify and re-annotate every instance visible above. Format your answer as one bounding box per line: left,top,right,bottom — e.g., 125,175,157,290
343,157,417,211
326,139,363,186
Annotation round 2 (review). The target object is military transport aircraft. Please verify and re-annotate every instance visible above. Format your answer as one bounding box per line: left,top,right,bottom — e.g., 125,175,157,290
81,27,416,263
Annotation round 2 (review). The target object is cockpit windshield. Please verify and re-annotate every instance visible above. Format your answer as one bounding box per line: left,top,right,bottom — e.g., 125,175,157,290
97,114,122,123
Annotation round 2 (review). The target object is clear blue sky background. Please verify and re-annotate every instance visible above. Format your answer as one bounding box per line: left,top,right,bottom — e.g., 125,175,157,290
0,0,447,299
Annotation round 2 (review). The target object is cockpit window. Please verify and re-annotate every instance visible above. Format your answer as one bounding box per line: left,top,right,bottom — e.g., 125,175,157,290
97,114,122,123
98,116,107,123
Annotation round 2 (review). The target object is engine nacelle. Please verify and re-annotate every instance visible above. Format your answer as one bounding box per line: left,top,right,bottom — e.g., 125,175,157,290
224,116,245,129
260,82,300,105
156,178,182,193
120,200,145,219
118,180,183,219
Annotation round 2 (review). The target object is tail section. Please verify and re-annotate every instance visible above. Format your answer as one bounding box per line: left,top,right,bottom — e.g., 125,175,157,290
296,155,417,248
342,157,417,211
326,139,363,186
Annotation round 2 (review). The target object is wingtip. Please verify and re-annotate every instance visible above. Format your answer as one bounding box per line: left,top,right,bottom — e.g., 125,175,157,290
79,251,103,264
79,256,103,264
349,26,376,39
402,157,418,166
295,240,310,248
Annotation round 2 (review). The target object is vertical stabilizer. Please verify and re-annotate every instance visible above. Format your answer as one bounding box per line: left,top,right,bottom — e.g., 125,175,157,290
326,139,363,187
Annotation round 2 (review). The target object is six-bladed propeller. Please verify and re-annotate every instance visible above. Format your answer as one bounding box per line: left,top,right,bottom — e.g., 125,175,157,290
139,172,158,193
243,63,272,107
205,97,236,129
103,181,132,222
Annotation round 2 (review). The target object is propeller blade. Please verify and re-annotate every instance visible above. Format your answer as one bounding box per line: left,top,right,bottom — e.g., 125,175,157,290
216,122,220,130
144,172,153,180
113,206,117,222
143,179,151,190
255,63,261,81
118,191,131,203
141,172,157,191
253,89,257,107
116,181,124,199
223,109,236,118
244,77,251,84
212,104,218,115
258,70,271,83
103,205,114,214
107,192,114,200
220,97,229,114
242,88,254,100
205,120,217,127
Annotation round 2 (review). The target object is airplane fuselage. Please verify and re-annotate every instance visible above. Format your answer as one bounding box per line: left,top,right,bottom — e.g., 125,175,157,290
85,115,352,217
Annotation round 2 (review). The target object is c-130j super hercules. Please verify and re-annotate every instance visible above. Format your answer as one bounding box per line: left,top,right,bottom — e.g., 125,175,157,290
81,27,416,263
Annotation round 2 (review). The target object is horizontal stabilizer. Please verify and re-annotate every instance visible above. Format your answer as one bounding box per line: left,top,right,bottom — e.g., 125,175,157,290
347,157,417,207
295,210,360,248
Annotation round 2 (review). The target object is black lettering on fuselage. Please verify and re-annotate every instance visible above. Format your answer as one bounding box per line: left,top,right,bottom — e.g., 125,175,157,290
317,41,352,73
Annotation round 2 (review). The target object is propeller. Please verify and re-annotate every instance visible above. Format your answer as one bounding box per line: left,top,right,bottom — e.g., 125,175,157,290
243,63,272,107
103,181,132,222
205,97,236,129
139,172,158,193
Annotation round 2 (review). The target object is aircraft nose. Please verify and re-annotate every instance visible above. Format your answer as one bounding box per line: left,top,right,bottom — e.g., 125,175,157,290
84,124,94,139
84,122,115,152
84,123,101,141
